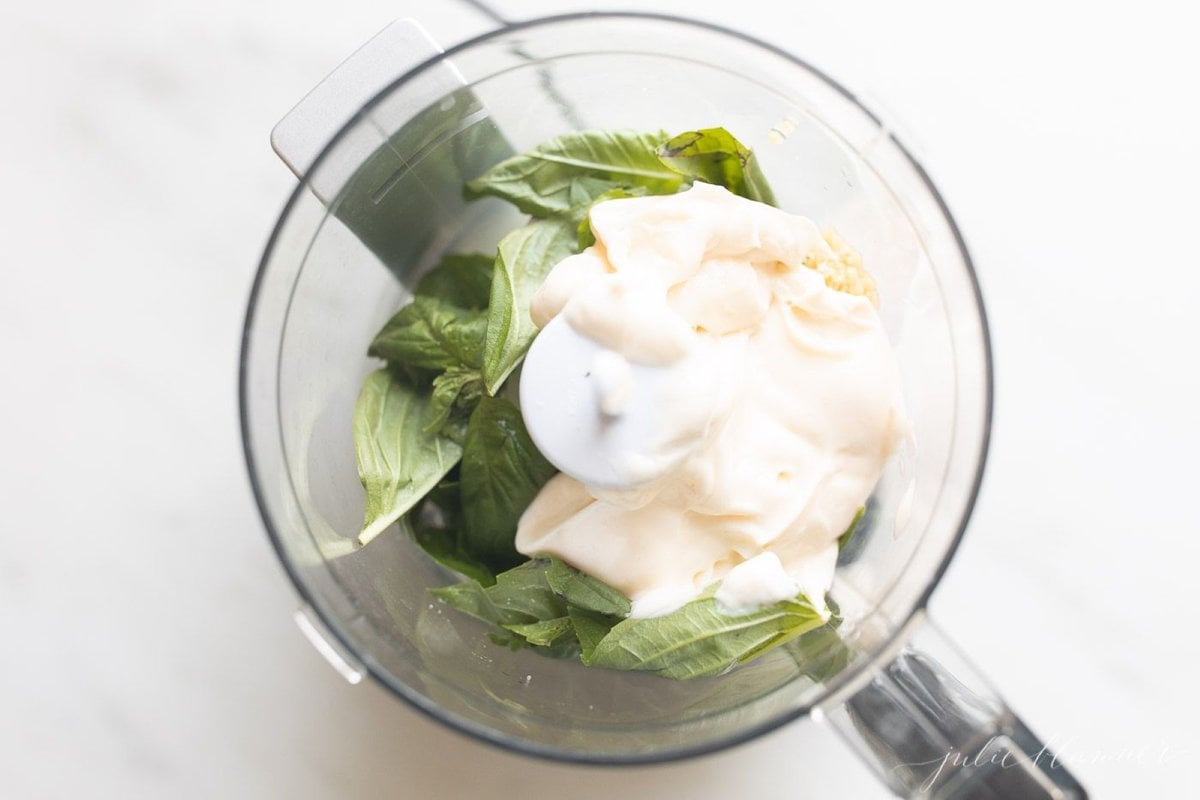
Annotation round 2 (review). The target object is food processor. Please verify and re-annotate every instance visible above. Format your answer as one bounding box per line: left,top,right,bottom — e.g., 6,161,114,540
240,13,1088,798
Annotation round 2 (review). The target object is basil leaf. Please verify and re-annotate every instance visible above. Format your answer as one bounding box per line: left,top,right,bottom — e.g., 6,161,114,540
488,631,529,652
416,252,495,310
389,362,440,391
426,366,484,442
368,296,488,371
545,557,631,617
837,505,866,552
482,558,568,620
424,475,463,529
410,481,495,586
431,580,507,625
412,521,495,586
503,616,574,647
575,185,650,249
354,369,463,545
433,558,566,626
434,560,584,657
588,594,825,680
656,127,777,206
569,605,621,662
482,219,576,393
465,129,682,217
785,621,855,683
460,396,558,568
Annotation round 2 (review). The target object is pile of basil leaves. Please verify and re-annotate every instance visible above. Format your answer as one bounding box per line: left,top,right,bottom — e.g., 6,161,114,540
353,128,852,680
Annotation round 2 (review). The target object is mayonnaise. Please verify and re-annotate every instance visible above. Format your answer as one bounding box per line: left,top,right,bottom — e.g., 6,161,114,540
516,182,907,618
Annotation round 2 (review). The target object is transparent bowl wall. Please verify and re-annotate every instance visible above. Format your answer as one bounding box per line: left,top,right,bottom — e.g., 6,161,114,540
241,14,990,762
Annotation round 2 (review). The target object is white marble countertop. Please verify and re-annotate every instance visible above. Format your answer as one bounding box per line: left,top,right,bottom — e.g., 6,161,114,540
2,0,1196,797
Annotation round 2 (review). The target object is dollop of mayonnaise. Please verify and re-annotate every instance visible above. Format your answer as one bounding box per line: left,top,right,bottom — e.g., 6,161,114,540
516,182,907,618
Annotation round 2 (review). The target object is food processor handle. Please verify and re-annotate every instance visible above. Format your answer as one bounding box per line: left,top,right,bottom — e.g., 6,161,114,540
271,18,453,196
817,612,1088,799
269,16,515,281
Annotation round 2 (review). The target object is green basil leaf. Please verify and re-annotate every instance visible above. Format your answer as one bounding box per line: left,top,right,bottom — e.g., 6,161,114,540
416,252,495,310
837,505,866,552
569,605,621,663
480,558,567,620
354,369,463,545
431,580,507,625
410,481,495,586
412,521,496,586
433,558,566,626
460,397,558,568
575,185,650,249
389,362,440,391
434,560,583,658
488,631,529,651
424,475,463,530
656,127,777,206
503,616,574,647
785,621,855,683
588,594,825,680
545,556,631,617
368,296,488,371
426,366,484,442
465,129,682,217
482,219,577,394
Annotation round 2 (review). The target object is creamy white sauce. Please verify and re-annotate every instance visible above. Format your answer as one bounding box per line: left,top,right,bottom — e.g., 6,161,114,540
713,552,800,616
516,183,908,618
